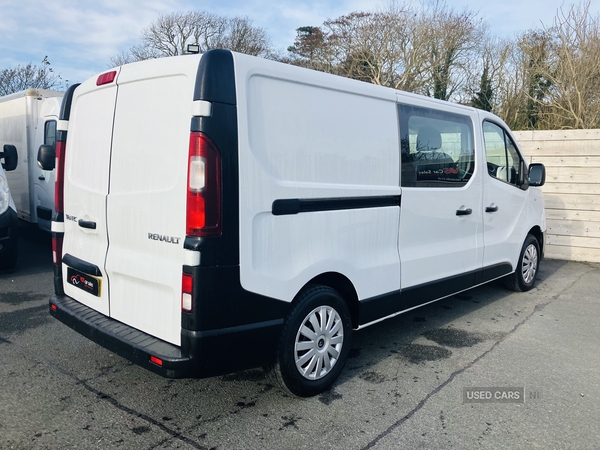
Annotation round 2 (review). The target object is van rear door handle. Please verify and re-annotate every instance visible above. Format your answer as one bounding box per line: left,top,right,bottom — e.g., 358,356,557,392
78,219,97,230
486,204,499,213
456,208,472,216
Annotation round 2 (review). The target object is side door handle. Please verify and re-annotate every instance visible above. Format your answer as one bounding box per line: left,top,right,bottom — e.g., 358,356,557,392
486,204,499,213
78,219,97,230
456,208,472,216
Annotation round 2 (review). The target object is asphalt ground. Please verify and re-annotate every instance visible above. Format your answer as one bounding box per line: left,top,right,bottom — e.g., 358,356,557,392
1,223,599,449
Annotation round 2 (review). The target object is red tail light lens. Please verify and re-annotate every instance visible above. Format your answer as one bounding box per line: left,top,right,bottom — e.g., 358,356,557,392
150,356,163,366
55,140,66,213
52,235,63,266
186,132,221,237
96,71,117,86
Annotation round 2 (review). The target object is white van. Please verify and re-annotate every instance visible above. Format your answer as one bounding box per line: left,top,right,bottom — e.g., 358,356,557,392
0,145,18,270
44,50,546,396
0,89,63,231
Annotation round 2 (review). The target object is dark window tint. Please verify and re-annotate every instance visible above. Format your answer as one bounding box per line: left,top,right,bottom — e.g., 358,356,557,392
44,120,57,147
398,104,475,188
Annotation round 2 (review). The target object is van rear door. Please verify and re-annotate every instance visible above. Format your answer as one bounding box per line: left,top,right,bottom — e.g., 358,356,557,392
104,56,200,345
62,73,120,315
63,57,201,346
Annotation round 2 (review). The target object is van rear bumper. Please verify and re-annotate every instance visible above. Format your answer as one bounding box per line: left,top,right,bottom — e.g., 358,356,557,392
49,294,284,379
49,294,192,378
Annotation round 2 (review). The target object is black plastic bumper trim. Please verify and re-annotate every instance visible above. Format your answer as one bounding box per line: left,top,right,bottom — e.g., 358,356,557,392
50,294,191,378
49,294,285,379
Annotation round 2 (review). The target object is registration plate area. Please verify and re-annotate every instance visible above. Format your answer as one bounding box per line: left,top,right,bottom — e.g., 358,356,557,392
66,267,102,297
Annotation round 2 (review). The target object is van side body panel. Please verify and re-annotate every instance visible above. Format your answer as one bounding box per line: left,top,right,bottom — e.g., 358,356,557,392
233,53,402,305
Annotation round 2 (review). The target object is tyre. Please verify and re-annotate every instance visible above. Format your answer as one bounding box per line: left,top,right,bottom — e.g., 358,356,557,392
272,285,352,397
504,234,540,292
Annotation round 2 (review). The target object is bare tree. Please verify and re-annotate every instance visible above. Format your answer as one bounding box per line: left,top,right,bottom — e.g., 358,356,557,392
0,56,64,96
286,1,485,102
420,0,486,100
539,2,600,129
110,11,273,66
212,17,272,58
467,37,513,112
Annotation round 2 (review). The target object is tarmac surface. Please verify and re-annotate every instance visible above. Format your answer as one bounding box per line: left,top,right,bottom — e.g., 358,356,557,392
1,224,599,449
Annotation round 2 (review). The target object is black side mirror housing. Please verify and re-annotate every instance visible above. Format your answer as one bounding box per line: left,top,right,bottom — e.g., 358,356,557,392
0,144,18,171
528,163,546,187
37,144,56,171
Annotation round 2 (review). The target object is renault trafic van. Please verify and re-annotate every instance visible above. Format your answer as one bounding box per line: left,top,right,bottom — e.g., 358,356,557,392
42,50,546,396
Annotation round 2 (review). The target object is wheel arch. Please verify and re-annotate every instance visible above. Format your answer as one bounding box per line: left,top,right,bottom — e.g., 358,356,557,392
303,272,360,329
528,225,545,260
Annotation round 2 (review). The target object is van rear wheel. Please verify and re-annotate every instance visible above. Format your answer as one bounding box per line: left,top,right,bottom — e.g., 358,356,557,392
272,285,352,397
504,234,540,292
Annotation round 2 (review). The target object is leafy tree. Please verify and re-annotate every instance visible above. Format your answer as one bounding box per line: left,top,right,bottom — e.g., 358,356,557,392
472,65,493,111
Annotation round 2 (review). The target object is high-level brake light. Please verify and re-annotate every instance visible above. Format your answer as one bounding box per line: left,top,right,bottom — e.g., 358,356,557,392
96,71,117,86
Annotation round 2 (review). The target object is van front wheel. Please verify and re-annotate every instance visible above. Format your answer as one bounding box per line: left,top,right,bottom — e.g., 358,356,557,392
272,285,352,397
504,234,540,292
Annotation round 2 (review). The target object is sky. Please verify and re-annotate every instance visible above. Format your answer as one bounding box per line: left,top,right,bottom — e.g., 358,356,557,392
1,0,599,86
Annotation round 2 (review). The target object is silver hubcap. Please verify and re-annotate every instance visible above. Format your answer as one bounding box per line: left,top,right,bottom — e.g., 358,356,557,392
294,306,344,380
522,243,538,284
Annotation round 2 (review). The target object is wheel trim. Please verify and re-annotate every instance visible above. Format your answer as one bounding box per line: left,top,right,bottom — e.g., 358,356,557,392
294,305,344,381
522,243,539,284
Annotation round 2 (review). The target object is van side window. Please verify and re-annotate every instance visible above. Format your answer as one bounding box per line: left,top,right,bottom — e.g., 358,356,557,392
44,120,57,147
483,121,522,186
398,104,475,187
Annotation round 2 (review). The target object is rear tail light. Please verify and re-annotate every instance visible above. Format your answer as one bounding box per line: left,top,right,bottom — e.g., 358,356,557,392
186,132,221,237
52,235,63,266
54,140,66,213
181,272,193,312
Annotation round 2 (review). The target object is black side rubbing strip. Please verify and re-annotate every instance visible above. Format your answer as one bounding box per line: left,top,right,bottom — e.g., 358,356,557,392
272,195,401,216
63,254,102,277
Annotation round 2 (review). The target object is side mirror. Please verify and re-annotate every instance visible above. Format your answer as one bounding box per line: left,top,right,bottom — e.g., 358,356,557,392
528,163,546,187
37,144,56,171
0,144,18,171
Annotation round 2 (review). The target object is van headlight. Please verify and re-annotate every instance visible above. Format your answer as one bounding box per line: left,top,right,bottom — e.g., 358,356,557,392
0,177,10,215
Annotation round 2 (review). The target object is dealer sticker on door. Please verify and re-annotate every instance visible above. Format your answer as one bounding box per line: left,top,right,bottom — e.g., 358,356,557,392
67,267,101,297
